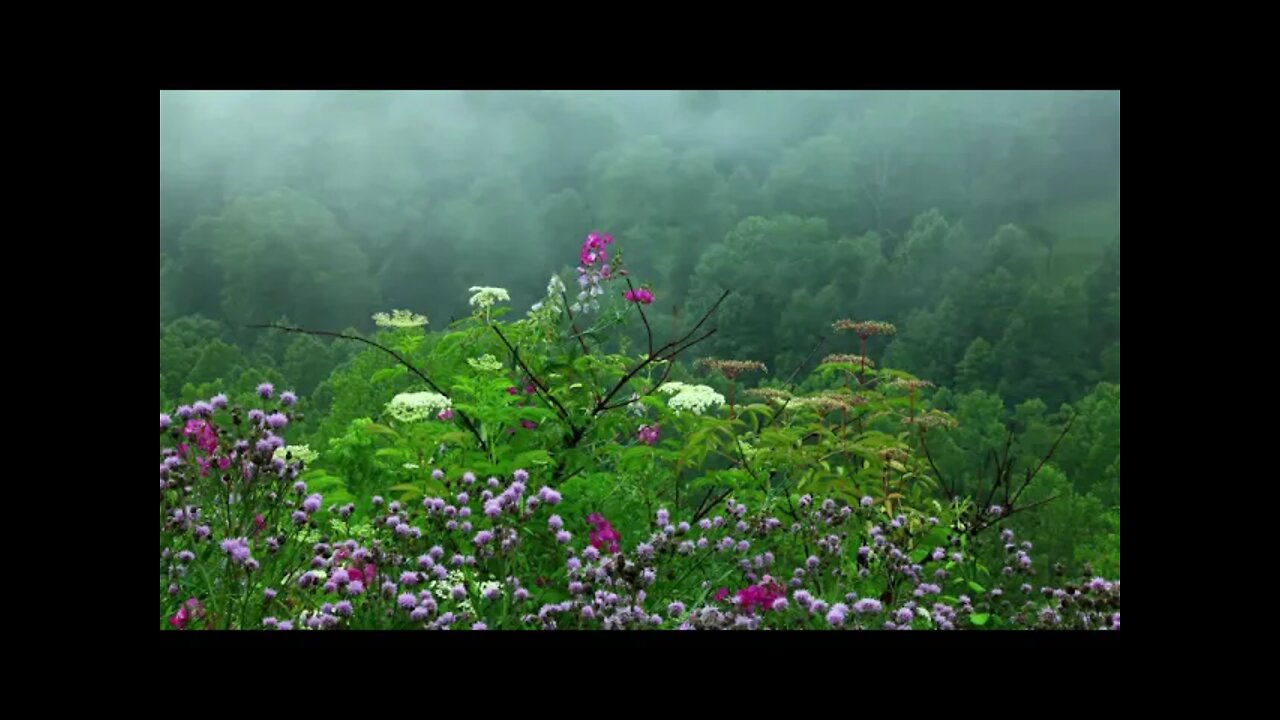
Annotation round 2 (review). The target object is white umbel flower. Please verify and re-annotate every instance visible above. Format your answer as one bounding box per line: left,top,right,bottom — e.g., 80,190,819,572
468,286,510,309
372,309,429,328
663,383,725,415
274,444,319,464
386,391,452,423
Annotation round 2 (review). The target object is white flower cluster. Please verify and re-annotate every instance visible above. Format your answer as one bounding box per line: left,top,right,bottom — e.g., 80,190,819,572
530,274,568,314
425,569,501,615
658,382,725,415
469,286,510,310
372,309,429,328
273,444,319,464
627,392,646,417
570,288,605,314
467,354,504,372
428,569,472,613
386,391,451,423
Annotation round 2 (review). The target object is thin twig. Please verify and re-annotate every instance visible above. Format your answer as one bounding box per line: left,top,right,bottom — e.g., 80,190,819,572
762,336,827,431
624,278,654,356
490,325,579,435
247,324,486,450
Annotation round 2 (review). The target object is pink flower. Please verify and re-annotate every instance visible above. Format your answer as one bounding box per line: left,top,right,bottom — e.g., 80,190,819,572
254,513,266,533
524,384,536,395
196,457,211,477
437,408,454,421
623,288,654,305
183,419,219,454
587,513,622,554
713,587,730,602
735,581,786,615
217,456,231,470
636,424,660,446
507,387,520,396
579,232,614,267
520,419,538,430
168,598,204,630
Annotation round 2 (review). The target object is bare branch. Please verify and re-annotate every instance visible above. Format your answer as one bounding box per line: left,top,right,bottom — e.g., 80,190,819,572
491,325,579,435
625,278,654,356
247,324,486,450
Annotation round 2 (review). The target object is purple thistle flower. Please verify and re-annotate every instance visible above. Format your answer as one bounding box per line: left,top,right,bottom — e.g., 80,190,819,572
257,383,274,399
853,599,883,615
548,515,564,531
175,405,194,421
826,603,849,627
303,494,322,513
555,530,572,544
280,391,297,407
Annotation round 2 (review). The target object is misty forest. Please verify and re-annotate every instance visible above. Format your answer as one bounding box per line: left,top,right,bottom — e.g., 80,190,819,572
160,90,1120,631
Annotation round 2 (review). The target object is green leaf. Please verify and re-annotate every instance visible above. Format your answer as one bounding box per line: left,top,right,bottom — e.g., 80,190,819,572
970,613,990,626
968,581,987,594
371,367,406,383
362,423,400,438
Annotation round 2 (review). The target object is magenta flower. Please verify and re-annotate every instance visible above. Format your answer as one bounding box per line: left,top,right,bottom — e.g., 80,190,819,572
167,598,204,630
183,419,219,454
623,288,654,305
735,581,786,615
587,513,622,554
437,408,454,421
636,423,660,446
